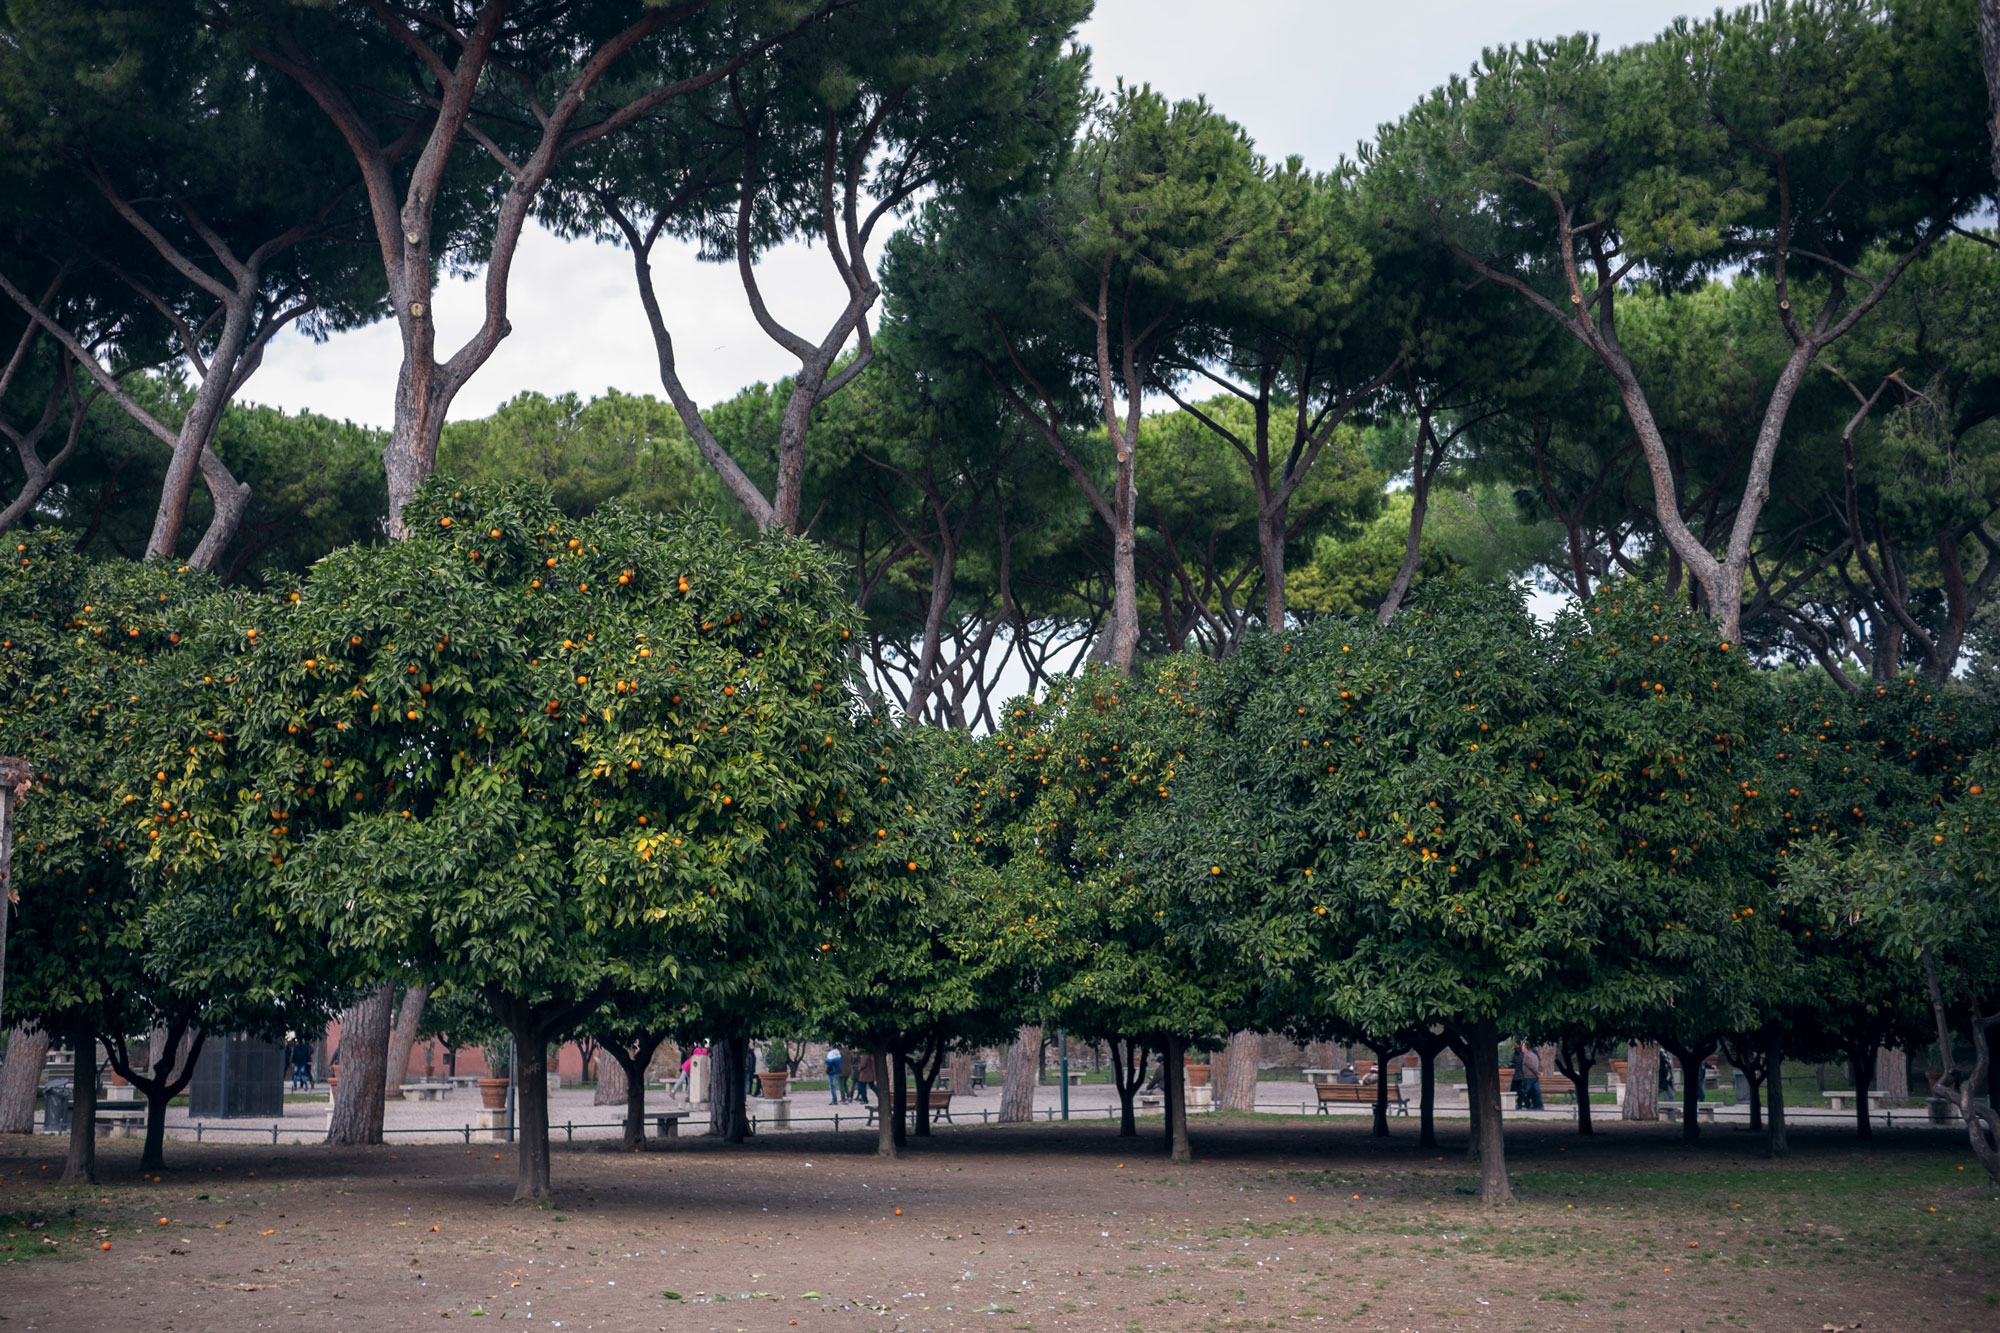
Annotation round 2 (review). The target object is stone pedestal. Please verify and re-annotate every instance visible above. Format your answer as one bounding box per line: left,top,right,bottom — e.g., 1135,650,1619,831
751,1096,791,1129
1184,1084,1213,1112
475,1107,509,1142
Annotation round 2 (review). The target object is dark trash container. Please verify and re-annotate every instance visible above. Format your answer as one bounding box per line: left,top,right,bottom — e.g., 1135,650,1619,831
971,1060,988,1090
41,1080,71,1135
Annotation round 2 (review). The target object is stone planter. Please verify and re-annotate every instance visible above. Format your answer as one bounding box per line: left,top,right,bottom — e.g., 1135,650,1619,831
757,1071,790,1100
1184,1063,1211,1088
477,1077,509,1110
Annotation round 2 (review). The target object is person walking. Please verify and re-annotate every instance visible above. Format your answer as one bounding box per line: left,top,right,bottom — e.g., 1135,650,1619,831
290,1039,314,1091
853,1050,877,1107
1518,1043,1544,1111
669,1044,707,1102
825,1045,844,1104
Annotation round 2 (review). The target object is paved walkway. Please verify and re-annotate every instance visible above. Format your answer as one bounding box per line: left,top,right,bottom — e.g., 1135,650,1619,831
131,1077,1959,1145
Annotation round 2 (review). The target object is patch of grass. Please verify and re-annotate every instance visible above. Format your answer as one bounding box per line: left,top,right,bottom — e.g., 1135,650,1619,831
0,1211,129,1263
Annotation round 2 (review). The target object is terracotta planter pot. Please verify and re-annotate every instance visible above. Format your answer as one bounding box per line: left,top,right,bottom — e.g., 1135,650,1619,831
477,1077,509,1110
1498,1069,1514,1092
1184,1063,1211,1088
756,1072,790,1100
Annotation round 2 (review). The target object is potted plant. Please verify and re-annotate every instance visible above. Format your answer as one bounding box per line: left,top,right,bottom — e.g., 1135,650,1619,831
756,1041,790,1099
477,1034,513,1110
1184,1055,1211,1087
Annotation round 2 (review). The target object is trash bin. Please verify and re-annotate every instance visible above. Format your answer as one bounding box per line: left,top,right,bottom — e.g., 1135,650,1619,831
971,1060,988,1090
41,1080,72,1135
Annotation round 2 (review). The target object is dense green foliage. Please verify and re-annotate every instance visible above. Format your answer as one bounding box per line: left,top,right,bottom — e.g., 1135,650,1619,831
3,0,2000,1205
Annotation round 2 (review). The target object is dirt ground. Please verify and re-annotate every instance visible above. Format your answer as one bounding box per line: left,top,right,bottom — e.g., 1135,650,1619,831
2,1113,1995,1332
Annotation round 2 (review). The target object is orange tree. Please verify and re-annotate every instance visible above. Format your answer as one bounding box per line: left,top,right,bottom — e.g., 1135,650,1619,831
803,718,1013,1156
1167,584,1764,1204
0,536,339,1181
139,479,861,1200
1773,671,2000,1161
959,667,1231,1160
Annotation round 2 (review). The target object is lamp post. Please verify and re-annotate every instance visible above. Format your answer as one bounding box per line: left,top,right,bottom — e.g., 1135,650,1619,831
1058,1027,1069,1121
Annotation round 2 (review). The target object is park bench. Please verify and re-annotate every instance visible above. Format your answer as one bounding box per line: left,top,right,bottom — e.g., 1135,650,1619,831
1316,1082,1408,1115
864,1090,955,1125
98,1100,148,1138
1661,1103,1716,1124
400,1082,451,1102
1519,1074,1582,1105
651,1111,692,1139
1823,1090,1891,1113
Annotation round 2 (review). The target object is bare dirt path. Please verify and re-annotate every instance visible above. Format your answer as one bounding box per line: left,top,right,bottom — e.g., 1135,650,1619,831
2,1114,1993,1332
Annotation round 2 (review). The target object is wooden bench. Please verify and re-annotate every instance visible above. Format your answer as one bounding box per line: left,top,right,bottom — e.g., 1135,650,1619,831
1316,1082,1408,1116
865,1091,954,1125
652,1111,691,1139
1522,1074,1582,1105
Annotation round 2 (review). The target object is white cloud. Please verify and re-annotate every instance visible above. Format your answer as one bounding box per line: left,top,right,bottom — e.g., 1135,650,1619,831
241,0,1703,430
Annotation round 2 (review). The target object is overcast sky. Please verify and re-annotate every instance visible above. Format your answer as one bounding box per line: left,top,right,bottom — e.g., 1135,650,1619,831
245,0,1705,432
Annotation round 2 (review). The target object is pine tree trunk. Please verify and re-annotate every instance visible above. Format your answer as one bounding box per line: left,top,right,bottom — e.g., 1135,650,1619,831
386,985,429,1093
1875,1047,1909,1107
945,1051,976,1101
1164,1035,1191,1163
0,1025,50,1133
1217,1031,1260,1111
326,985,394,1145
998,1026,1039,1123
1622,1042,1660,1121
61,1016,97,1185
596,1051,625,1107
1468,1019,1511,1205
